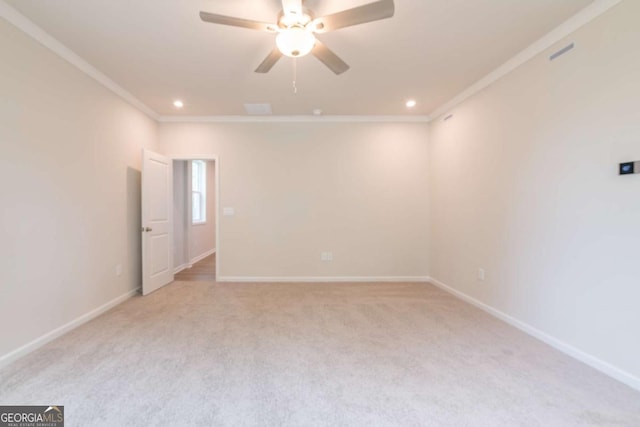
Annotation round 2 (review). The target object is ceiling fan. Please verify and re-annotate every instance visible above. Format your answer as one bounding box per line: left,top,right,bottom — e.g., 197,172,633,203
199,0,395,75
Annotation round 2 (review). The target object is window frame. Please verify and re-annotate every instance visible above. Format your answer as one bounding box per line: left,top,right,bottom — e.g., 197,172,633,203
191,160,207,225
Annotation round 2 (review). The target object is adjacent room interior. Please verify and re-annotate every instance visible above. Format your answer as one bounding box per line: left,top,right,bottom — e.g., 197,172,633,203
0,0,639,425
173,159,217,282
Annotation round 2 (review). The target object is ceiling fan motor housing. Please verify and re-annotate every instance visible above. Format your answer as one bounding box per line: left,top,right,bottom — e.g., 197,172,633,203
277,9,314,29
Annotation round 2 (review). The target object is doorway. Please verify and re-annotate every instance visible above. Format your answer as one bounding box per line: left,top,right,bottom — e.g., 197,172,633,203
172,158,218,282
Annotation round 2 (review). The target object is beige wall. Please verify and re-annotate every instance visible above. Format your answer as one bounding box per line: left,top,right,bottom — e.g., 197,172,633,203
0,17,158,359
159,122,430,279
429,0,640,381
172,161,188,268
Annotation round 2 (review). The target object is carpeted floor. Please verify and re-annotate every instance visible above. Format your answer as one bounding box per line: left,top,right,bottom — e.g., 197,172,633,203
1,281,639,426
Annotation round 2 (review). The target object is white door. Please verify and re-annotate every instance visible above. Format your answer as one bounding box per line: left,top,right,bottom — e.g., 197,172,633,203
142,149,174,295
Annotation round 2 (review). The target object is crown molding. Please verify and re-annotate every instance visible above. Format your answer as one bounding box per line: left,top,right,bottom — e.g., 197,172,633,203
0,0,160,120
430,0,622,120
0,1,426,124
157,115,431,123
1,0,621,124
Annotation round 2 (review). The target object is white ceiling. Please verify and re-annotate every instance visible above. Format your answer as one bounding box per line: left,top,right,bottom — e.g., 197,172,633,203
5,0,593,116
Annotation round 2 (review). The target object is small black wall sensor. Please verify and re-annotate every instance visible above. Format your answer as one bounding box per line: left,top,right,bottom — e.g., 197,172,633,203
619,161,638,175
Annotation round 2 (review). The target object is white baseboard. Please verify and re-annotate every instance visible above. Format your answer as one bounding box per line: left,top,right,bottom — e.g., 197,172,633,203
189,248,215,265
428,277,640,392
173,263,190,274
218,276,430,283
0,287,140,370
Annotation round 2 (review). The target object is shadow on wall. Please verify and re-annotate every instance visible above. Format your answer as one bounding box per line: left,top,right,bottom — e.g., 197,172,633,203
127,167,142,290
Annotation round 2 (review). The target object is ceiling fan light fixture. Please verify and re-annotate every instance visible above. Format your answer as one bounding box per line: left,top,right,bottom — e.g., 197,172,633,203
276,27,316,58
199,0,396,74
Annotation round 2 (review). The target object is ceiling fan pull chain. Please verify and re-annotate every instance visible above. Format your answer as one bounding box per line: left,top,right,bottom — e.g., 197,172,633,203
292,58,298,94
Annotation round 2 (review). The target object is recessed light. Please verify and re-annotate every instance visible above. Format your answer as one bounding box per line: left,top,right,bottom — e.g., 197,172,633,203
406,99,417,108
173,100,184,108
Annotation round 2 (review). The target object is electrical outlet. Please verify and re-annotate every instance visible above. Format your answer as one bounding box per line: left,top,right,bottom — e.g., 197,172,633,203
478,268,485,281
116,264,123,277
321,252,333,262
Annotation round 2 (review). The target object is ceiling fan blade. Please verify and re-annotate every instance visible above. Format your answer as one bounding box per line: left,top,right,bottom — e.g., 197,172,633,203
255,48,283,73
199,11,275,32
312,40,350,75
281,0,302,15
313,0,395,33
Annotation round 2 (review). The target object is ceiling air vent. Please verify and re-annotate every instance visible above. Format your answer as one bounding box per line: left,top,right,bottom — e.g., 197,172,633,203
244,103,273,115
549,43,575,61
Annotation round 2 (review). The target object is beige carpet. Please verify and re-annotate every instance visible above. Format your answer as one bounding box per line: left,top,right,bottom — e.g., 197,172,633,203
1,281,639,426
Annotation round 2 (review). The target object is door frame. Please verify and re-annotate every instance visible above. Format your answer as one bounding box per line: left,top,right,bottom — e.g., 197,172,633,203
172,155,220,281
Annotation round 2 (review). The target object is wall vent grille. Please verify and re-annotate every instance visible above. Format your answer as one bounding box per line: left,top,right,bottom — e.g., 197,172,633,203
550,43,575,61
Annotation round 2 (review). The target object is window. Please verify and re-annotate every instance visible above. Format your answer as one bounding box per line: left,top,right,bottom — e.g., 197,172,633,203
192,160,206,224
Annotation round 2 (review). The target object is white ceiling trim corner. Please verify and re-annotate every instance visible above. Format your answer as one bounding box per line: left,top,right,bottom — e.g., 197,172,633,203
430,0,622,120
0,0,160,120
157,115,431,124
